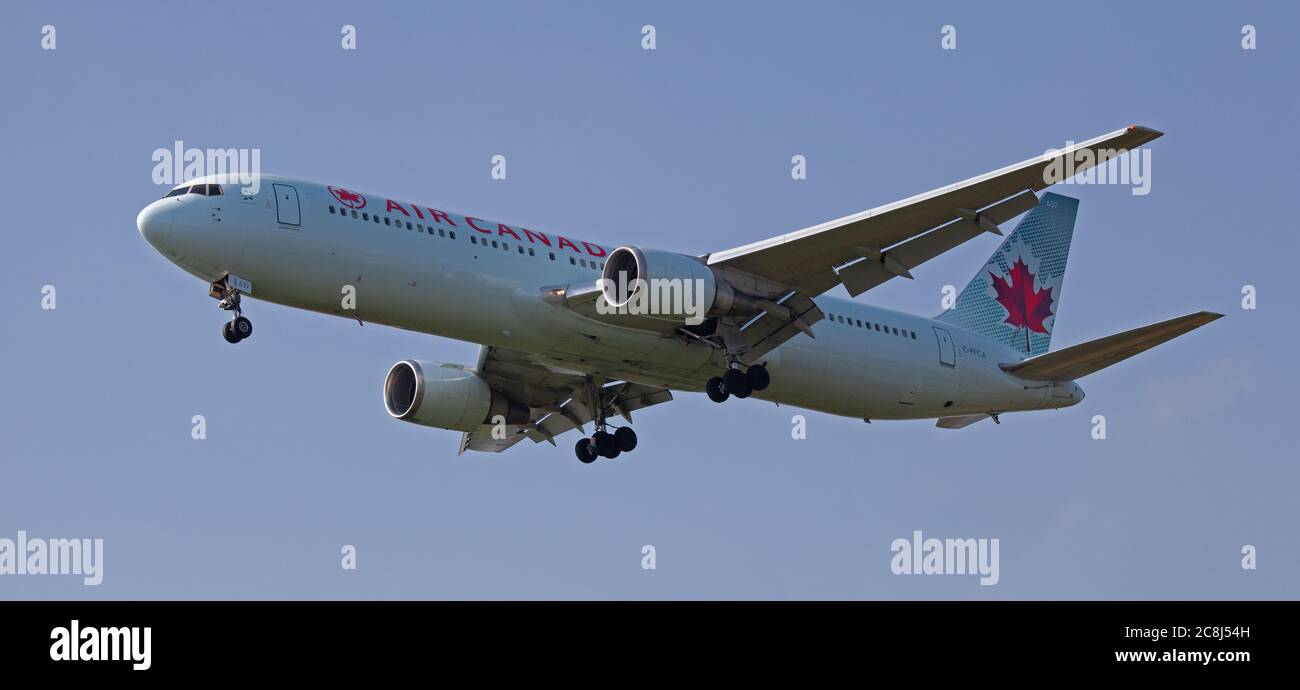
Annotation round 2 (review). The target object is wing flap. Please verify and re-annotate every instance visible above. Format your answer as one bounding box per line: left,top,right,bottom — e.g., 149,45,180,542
936,414,990,429
459,428,531,454
733,292,825,364
457,346,675,454
837,189,1041,297
523,383,672,446
1000,311,1223,381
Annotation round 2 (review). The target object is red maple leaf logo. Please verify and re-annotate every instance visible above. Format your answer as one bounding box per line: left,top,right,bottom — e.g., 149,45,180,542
989,256,1054,334
328,186,367,210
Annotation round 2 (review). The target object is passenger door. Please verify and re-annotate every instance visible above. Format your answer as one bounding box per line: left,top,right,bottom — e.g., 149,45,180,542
272,183,300,226
933,327,956,368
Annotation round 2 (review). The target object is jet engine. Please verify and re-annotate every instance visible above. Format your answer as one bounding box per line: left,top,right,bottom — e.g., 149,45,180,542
383,360,529,432
600,246,770,324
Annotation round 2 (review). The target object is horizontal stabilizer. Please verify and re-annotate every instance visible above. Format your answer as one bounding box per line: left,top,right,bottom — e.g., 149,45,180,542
936,414,990,429
1000,311,1223,381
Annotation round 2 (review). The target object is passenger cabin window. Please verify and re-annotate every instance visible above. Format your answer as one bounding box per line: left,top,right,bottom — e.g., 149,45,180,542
340,206,544,260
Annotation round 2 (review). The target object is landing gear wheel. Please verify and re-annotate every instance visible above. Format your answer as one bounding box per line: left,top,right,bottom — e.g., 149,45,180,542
614,426,638,453
592,431,617,458
723,368,752,398
746,363,770,391
232,316,253,340
575,438,598,464
222,322,241,344
706,376,729,403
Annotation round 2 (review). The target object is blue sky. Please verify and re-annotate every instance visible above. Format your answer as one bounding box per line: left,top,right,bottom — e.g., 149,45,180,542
2,0,1296,598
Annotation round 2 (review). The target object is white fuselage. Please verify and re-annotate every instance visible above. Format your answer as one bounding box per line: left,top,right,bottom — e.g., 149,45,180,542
137,175,1083,422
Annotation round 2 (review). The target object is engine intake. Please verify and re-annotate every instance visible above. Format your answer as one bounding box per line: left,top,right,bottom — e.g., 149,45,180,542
383,360,529,432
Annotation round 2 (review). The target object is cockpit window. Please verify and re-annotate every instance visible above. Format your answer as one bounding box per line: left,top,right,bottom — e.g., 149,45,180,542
162,183,223,198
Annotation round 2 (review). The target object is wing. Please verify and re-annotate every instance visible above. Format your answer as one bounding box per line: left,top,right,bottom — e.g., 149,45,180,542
458,346,674,453
709,126,1161,293
708,126,1162,362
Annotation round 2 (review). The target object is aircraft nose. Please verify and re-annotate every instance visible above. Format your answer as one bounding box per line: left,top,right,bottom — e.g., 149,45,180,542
136,200,173,249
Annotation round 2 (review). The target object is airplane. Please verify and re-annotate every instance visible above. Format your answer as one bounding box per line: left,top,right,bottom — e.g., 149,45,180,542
136,125,1221,463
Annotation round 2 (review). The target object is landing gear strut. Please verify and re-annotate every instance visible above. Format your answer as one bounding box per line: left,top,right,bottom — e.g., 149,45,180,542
573,380,640,463
706,362,770,404
212,276,253,344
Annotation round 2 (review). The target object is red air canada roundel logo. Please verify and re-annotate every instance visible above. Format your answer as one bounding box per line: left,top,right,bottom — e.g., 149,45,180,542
328,186,367,210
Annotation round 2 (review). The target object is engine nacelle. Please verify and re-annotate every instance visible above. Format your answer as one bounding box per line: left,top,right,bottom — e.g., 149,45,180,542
383,360,529,432
600,246,723,325
600,246,771,325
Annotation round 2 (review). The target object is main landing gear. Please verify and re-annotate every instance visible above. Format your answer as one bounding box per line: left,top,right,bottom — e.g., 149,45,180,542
573,380,640,463
673,322,772,404
706,363,770,403
211,276,253,344
574,426,637,464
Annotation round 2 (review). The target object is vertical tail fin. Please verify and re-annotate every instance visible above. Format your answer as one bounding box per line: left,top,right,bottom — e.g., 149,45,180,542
936,192,1078,356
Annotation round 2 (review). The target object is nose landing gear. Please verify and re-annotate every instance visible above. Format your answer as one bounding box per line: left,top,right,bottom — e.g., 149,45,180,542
211,275,253,344
221,315,253,343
